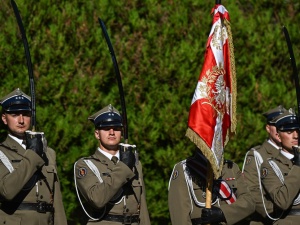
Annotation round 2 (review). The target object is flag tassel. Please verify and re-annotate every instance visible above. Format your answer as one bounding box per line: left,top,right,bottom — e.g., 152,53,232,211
186,128,224,178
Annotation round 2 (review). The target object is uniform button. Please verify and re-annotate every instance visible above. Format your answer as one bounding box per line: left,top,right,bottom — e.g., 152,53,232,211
126,209,129,212
40,181,43,185
40,195,43,199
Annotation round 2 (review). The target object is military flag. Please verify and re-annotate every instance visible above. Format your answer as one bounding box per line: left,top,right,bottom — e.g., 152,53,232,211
186,3,237,179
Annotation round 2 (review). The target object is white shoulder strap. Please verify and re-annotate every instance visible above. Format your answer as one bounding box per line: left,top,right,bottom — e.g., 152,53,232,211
182,161,219,208
242,148,263,172
267,159,284,184
256,156,282,220
0,150,14,173
74,160,105,221
242,148,281,220
293,194,300,205
267,158,300,206
83,159,103,183
168,161,196,213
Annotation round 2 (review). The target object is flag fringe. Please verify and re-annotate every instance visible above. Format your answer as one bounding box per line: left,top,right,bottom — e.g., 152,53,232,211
224,19,237,134
186,127,223,178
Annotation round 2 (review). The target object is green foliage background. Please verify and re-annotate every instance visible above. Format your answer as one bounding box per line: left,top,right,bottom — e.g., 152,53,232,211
0,0,299,224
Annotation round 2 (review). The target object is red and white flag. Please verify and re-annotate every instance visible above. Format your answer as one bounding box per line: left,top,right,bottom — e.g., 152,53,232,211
186,4,237,178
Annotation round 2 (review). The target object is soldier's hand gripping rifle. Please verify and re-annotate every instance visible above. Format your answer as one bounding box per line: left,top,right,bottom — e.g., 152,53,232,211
98,18,138,166
282,26,300,145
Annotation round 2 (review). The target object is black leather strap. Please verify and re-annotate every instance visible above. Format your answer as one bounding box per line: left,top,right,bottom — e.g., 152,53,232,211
288,209,300,215
102,214,139,224
191,218,202,225
19,202,54,213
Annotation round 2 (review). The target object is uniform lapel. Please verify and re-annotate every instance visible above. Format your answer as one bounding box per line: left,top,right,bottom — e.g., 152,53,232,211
2,135,26,154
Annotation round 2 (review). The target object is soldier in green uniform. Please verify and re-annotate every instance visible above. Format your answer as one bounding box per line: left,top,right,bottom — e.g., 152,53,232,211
74,104,150,225
168,150,255,225
0,88,67,225
242,105,287,224
260,109,300,224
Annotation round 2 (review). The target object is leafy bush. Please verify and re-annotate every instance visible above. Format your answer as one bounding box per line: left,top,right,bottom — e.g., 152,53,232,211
0,0,299,224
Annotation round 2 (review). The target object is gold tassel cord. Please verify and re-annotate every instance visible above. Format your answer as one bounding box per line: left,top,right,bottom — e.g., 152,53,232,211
224,19,237,135
186,128,224,179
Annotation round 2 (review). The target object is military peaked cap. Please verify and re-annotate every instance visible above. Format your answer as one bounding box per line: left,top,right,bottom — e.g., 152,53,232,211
88,104,123,128
274,108,299,131
262,105,287,124
0,88,31,112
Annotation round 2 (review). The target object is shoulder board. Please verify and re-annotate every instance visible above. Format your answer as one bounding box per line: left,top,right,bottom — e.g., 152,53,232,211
251,145,261,150
178,159,187,166
76,156,93,162
266,157,276,162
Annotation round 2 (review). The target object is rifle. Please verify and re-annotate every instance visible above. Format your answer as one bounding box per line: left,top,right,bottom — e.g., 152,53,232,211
11,0,36,131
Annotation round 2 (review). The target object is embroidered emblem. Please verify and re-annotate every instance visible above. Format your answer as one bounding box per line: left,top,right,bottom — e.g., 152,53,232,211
172,170,179,180
246,156,251,165
78,167,87,177
261,167,268,178
198,66,227,161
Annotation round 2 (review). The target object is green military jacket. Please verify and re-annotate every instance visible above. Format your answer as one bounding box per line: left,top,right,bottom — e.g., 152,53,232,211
261,152,300,224
168,159,255,225
74,149,151,225
0,135,67,225
242,139,280,224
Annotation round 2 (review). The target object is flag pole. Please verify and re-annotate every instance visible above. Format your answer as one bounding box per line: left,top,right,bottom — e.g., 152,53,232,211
186,2,236,223
205,0,221,212
205,162,213,209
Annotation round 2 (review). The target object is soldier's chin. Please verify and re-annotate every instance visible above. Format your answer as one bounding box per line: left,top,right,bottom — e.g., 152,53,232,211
10,130,26,139
102,143,118,151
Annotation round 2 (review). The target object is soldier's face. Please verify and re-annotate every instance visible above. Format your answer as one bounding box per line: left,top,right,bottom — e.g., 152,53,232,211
2,111,31,138
277,129,299,153
95,127,122,152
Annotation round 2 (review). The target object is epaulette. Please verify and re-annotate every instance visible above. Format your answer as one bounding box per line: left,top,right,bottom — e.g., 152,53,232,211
224,159,233,169
77,156,93,162
251,145,261,150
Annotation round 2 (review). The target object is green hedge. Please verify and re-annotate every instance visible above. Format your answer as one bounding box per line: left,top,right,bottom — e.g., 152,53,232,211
0,0,299,224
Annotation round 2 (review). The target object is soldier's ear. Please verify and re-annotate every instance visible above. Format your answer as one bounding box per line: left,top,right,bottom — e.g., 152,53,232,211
94,129,100,140
2,113,7,125
276,132,281,141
